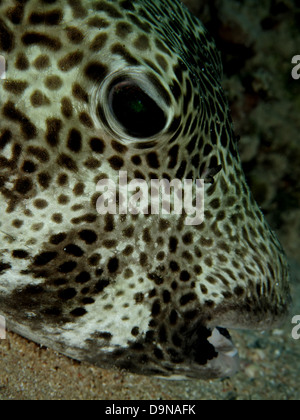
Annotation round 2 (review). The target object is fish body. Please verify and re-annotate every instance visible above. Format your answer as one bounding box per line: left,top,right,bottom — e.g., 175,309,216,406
0,0,290,379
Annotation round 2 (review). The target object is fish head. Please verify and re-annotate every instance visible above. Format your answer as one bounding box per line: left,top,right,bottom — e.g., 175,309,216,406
0,0,290,379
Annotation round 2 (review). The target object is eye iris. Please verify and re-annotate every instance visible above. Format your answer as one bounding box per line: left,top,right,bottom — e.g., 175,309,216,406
109,81,166,138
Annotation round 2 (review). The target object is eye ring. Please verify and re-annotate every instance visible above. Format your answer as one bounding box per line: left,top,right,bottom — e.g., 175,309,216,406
95,68,173,142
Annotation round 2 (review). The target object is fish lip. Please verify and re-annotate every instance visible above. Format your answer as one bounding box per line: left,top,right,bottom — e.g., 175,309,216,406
206,326,240,378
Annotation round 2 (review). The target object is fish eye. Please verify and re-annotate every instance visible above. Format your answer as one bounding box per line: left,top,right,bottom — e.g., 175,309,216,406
95,70,172,142
108,80,167,138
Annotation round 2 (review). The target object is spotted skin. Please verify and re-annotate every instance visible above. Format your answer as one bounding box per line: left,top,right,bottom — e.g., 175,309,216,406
0,0,290,379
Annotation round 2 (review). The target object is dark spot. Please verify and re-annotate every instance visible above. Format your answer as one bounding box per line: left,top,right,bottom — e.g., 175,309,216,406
111,140,127,154
180,293,197,306
90,33,108,51
4,80,28,95
12,250,29,259
66,27,84,44
45,75,62,90
85,62,108,82
58,194,69,205
180,270,190,282
154,348,164,360
12,220,24,229
3,102,37,140
116,21,133,37
31,90,50,107
72,83,89,103
90,137,105,153
169,237,178,253
79,229,97,244
46,118,62,146
27,146,49,163
169,261,179,272
0,263,11,274
148,272,163,285
82,297,94,304
131,327,139,336
37,172,51,189
33,252,57,266
151,300,160,316
15,53,29,70
70,307,87,317
107,257,119,273
108,156,124,170
234,286,245,297
58,288,77,300
142,228,151,243
175,160,187,179
29,10,63,25
58,261,77,273
14,177,33,195
131,155,141,165
94,279,110,293
75,271,91,284
50,232,67,245
67,128,82,152
146,152,160,169
162,290,171,303
0,130,12,151
111,43,139,66
93,1,122,18
33,54,50,70
134,292,144,303
87,17,110,28
182,232,193,245
34,199,48,209
97,332,112,340
58,51,84,72
73,182,84,196
158,324,167,343
61,97,73,118
79,112,94,128
120,0,135,11
104,214,114,232
57,154,78,171
134,34,150,50
64,244,84,257
52,213,63,223
22,32,61,50
6,3,26,25
0,18,14,52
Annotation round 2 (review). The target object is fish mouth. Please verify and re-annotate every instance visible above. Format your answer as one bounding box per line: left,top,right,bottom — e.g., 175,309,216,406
155,326,240,380
206,326,240,378
179,326,240,380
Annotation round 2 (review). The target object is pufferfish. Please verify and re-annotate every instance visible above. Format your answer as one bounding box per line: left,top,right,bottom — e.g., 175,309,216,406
0,0,290,379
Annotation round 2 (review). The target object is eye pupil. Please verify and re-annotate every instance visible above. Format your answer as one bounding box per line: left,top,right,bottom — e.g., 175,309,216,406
130,99,144,113
109,81,167,138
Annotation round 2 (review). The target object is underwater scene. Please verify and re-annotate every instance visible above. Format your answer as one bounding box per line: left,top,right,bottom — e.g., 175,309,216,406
0,0,299,400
